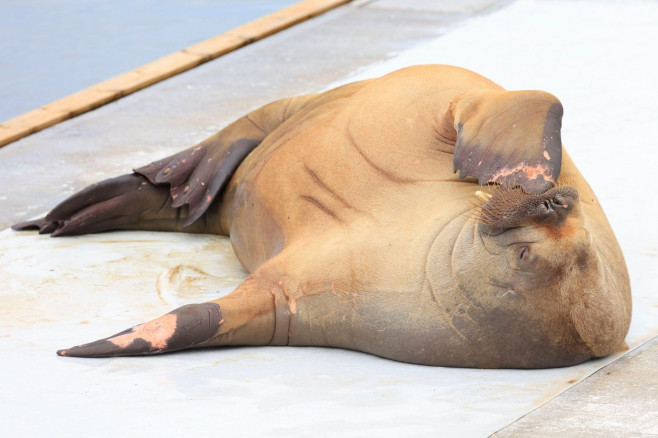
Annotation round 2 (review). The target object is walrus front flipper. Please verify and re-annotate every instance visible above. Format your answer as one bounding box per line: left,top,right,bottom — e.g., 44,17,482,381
57,275,287,357
135,94,320,228
450,90,563,194
57,303,224,357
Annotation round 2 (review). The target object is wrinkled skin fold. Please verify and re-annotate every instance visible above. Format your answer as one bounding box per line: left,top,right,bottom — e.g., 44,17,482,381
13,65,631,368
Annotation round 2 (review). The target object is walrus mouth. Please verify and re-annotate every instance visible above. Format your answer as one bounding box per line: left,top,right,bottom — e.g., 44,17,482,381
473,184,579,232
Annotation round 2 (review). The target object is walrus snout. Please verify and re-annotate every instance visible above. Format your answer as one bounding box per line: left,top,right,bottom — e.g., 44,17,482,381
476,185,580,233
536,185,580,223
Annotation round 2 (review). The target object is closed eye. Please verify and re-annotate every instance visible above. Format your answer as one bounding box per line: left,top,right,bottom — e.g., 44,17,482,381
517,246,529,261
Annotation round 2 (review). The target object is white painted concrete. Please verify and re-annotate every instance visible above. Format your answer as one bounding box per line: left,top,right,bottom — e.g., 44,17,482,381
1,0,657,436
0,229,624,436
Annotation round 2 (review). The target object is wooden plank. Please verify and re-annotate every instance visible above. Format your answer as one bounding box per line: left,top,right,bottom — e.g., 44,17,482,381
0,0,352,148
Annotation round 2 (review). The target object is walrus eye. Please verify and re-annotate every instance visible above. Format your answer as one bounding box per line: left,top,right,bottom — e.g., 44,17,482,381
517,246,530,261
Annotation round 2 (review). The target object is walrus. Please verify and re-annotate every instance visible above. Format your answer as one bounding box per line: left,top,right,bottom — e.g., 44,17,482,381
13,65,631,369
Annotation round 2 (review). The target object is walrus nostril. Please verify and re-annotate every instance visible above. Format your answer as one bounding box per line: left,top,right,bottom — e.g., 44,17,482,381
551,194,572,210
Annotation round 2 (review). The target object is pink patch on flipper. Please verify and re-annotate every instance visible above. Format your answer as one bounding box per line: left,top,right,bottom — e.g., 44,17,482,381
490,162,554,183
108,314,178,350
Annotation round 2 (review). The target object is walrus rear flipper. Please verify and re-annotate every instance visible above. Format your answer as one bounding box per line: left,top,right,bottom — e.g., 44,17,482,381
12,217,60,235
11,173,193,236
134,136,259,228
135,94,321,228
450,90,563,194
12,94,320,236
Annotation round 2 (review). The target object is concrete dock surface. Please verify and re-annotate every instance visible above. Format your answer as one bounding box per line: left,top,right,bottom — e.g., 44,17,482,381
1,0,657,436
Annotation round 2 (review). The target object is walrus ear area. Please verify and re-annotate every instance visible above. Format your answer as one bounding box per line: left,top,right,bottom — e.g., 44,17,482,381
451,90,563,194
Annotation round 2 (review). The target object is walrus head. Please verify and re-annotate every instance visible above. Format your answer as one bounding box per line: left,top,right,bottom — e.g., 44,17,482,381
472,185,596,310
441,184,629,368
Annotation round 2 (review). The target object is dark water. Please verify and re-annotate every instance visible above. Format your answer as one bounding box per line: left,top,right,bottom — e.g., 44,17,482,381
0,0,297,122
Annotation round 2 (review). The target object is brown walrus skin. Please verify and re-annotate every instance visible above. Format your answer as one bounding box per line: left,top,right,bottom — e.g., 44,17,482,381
13,65,631,369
